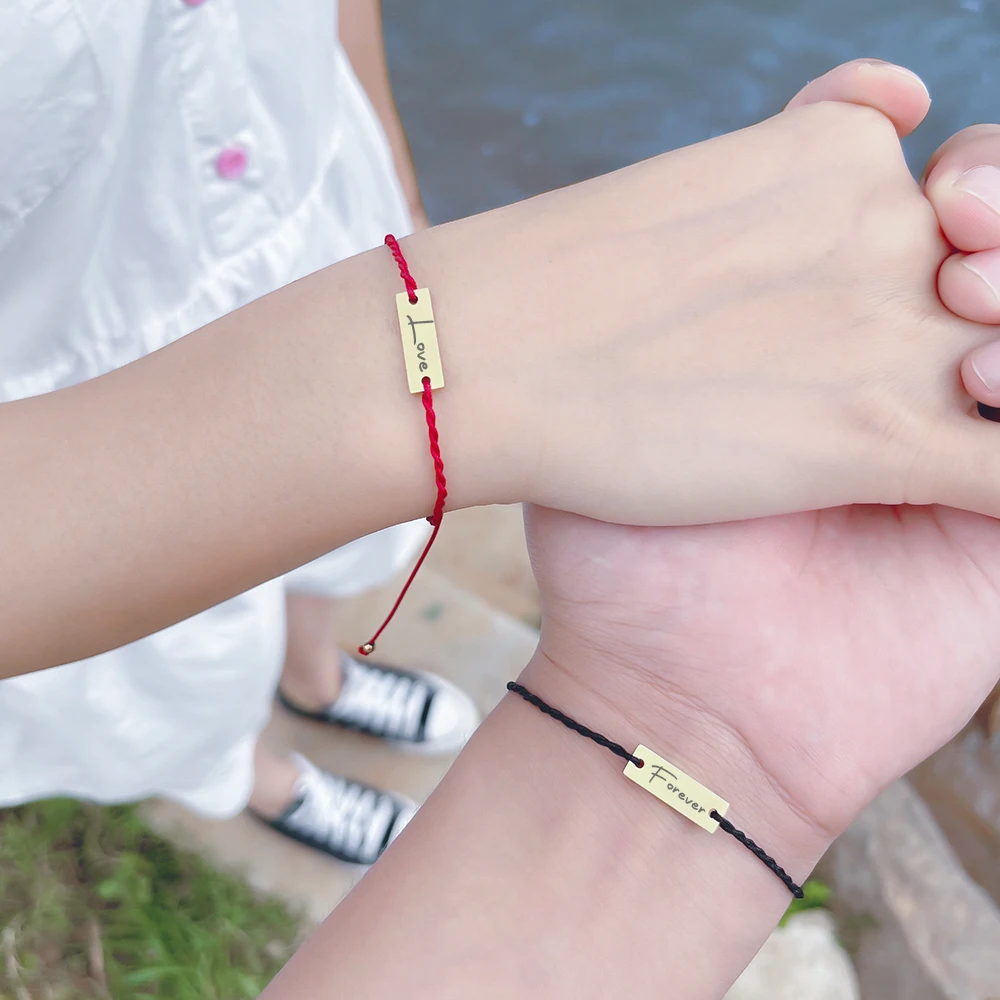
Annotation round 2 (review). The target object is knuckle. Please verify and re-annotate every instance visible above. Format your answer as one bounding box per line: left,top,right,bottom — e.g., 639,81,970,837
797,99,900,157
844,357,948,505
859,186,943,269
848,358,971,507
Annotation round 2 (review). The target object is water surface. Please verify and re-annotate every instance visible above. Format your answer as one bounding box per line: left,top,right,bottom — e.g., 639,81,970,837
384,0,1000,221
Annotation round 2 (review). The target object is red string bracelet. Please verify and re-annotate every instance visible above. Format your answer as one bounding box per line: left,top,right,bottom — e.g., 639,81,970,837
359,235,448,656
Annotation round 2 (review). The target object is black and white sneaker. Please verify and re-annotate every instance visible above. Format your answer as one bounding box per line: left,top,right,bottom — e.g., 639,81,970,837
253,754,416,866
279,654,480,755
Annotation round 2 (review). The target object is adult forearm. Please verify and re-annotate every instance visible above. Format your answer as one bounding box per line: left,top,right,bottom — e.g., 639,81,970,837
262,650,831,999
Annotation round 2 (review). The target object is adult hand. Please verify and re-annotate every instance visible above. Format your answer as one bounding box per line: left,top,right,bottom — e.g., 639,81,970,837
523,501,1000,848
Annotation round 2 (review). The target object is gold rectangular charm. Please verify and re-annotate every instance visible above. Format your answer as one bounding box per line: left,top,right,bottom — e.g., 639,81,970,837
395,288,444,393
623,745,730,833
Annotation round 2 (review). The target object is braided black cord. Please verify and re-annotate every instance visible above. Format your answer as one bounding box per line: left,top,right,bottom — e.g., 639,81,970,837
506,681,804,899
710,810,804,898
506,682,643,767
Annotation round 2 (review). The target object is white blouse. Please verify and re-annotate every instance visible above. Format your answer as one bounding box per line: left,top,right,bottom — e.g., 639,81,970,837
0,0,411,401
0,0,421,815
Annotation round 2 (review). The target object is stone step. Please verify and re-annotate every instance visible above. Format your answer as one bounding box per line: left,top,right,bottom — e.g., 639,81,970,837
143,566,540,924
910,722,1000,906
819,779,1000,1000
726,911,858,1000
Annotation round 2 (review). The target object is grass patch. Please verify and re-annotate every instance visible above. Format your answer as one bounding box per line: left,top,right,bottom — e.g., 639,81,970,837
0,799,303,999
0,800,833,996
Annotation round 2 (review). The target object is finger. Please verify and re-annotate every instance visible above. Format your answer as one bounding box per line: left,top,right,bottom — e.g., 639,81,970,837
962,336,1000,406
784,59,930,137
924,125,1000,252
940,249,1000,325
934,413,1000,516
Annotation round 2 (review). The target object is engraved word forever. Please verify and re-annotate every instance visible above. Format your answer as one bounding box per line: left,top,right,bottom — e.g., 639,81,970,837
623,745,730,834
647,765,709,815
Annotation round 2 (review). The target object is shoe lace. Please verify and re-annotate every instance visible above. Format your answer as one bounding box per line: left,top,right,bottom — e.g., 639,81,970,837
291,766,396,862
333,659,430,740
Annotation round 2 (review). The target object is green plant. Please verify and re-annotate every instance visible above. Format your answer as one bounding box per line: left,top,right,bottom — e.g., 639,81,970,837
779,878,832,927
0,799,303,998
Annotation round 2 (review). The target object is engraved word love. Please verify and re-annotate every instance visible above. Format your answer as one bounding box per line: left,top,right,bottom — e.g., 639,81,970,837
394,288,444,393
407,315,434,373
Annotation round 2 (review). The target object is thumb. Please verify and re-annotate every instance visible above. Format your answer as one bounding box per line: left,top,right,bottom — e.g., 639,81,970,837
784,59,931,138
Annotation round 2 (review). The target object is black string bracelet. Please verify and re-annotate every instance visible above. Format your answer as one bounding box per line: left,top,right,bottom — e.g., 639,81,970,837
506,681,805,899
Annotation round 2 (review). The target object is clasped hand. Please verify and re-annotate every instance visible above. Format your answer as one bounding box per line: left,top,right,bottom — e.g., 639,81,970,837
521,60,1000,849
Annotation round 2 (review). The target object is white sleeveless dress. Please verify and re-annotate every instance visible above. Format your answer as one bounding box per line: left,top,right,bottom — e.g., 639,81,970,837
0,0,427,817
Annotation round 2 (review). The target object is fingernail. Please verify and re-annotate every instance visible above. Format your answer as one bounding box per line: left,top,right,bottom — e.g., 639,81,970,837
961,255,1000,303
969,341,1000,392
861,61,930,99
953,165,1000,215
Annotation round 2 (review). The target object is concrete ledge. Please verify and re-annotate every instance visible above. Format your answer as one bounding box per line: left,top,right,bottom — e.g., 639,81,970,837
824,780,1000,1000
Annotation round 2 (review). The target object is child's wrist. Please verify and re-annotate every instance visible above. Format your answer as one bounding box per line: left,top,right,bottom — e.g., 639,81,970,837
388,215,542,513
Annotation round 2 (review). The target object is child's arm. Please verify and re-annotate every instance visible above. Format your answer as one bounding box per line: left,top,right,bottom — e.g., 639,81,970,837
2,61,998,679
782,61,1000,427
339,0,429,227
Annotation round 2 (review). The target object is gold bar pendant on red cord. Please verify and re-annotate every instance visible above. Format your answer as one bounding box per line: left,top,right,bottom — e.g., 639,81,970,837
395,288,444,393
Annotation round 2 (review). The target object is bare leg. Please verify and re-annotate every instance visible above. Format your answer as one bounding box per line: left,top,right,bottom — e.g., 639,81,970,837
279,592,345,710
246,593,344,818
247,741,301,819
247,593,345,818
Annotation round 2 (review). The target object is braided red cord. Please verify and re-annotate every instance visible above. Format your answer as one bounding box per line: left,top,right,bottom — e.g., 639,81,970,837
359,239,448,656
421,376,448,526
384,233,419,304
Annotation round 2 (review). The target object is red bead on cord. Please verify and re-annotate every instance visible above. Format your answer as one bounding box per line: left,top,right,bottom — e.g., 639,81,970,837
358,236,448,656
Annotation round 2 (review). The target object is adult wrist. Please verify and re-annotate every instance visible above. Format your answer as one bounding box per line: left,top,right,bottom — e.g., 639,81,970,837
275,647,839,999
517,644,837,903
